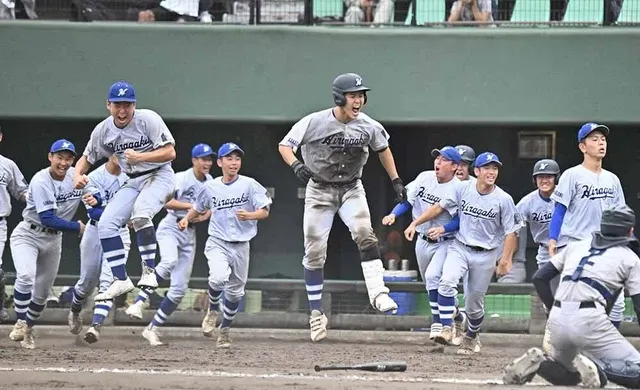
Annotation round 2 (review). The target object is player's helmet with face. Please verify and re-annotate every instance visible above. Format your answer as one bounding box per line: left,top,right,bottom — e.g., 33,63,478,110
332,73,370,107
455,145,476,165
532,159,560,185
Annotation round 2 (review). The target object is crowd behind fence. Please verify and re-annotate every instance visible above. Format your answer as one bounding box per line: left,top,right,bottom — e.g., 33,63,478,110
2,0,638,26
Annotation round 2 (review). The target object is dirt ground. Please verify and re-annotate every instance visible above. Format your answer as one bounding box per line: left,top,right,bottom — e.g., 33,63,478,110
0,326,604,390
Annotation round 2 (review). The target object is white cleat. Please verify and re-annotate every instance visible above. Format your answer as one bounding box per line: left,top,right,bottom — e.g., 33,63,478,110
309,309,328,342
137,267,158,289
503,347,544,385
216,326,231,349
20,327,35,349
452,311,467,346
83,325,100,344
142,324,164,346
429,323,442,340
125,300,147,320
574,354,602,388
457,335,482,355
9,319,27,341
202,309,218,338
95,278,135,300
373,293,398,314
434,326,453,345
68,311,83,335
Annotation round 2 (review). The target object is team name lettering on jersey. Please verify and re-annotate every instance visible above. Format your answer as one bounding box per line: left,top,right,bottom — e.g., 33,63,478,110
0,173,7,185
531,210,553,223
212,194,250,210
320,133,366,148
56,189,83,203
580,185,615,200
415,187,441,205
461,200,498,220
108,136,152,153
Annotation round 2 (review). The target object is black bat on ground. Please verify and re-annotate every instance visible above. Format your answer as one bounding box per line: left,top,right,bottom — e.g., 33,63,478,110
314,361,407,372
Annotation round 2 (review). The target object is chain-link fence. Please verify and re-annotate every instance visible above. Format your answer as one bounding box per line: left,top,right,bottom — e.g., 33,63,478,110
3,0,638,26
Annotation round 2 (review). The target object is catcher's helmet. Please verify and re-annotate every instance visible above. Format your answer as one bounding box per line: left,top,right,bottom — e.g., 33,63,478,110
455,145,476,165
332,73,370,107
601,204,636,236
532,159,560,185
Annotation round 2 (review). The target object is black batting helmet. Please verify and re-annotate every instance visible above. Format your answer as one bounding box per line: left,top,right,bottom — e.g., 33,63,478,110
332,73,370,107
455,145,476,165
532,159,560,185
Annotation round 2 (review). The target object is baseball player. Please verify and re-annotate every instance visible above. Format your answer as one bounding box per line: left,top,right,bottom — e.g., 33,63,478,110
126,143,214,346
381,146,467,342
454,145,476,183
498,159,560,284
0,127,29,322
503,205,640,389
73,81,177,301
180,142,271,348
546,123,625,353
9,140,85,349
65,154,130,343
405,152,522,355
278,73,407,342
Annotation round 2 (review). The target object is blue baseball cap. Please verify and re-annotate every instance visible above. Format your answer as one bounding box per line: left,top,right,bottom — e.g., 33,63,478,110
475,152,502,168
578,122,610,142
191,143,215,158
430,146,462,164
108,81,136,102
50,139,76,156
217,142,244,158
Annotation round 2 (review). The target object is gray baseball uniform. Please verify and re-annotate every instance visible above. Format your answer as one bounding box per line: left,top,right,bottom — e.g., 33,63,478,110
10,167,83,321
195,175,272,303
551,164,626,321
279,108,394,307
0,154,28,267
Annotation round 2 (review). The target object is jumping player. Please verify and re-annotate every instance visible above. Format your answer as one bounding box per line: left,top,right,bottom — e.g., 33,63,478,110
66,154,130,342
278,73,407,343
0,127,29,322
381,146,465,341
9,140,85,349
73,81,177,301
126,143,214,346
405,152,522,354
180,142,271,349
546,123,625,350
504,205,640,389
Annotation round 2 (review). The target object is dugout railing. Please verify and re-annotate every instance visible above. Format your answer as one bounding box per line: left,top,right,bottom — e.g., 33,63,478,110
3,274,640,337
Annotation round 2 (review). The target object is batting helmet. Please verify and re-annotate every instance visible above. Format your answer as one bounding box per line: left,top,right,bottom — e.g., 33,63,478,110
601,204,636,237
532,158,560,185
332,73,370,107
455,145,476,165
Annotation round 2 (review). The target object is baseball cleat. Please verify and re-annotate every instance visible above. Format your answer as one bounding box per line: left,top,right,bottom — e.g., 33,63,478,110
137,267,158,289
68,311,83,335
309,309,328,342
9,319,27,341
21,327,35,349
84,325,101,344
452,311,467,346
457,335,482,355
216,326,231,349
125,300,147,320
373,293,398,314
434,326,453,345
142,324,164,346
95,278,134,300
503,347,544,385
429,323,442,340
202,308,218,338
573,354,603,388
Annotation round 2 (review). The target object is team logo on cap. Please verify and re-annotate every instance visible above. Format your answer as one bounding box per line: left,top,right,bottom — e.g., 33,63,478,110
355,77,362,86
458,148,465,155
203,146,210,152
486,154,494,161
118,88,128,97
62,141,71,148
538,163,548,170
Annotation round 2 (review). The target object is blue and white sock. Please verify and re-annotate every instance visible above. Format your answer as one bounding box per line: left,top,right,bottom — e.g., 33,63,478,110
71,289,85,314
438,293,456,328
208,287,222,312
467,315,484,338
13,290,31,321
101,236,127,280
92,299,114,326
26,301,45,327
304,267,323,312
137,227,157,269
221,298,240,328
151,297,179,327
134,273,164,303
428,289,440,324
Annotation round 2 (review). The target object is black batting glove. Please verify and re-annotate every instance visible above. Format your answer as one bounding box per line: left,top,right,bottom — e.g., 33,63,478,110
291,161,314,184
392,178,407,204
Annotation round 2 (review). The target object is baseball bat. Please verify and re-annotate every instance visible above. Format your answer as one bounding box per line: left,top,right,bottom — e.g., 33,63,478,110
314,361,407,373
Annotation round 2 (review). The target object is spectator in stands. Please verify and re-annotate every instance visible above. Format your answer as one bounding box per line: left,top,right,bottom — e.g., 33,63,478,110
448,0,493,23
344,0,394,24
1,0,37,19
136,0,212,22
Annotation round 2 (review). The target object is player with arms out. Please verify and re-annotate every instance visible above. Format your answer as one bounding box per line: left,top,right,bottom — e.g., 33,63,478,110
405,152,522,354
180,142,271,348
66,154,130,343
278,73,407,342
381,146,467,341
0,126,29,322
504,205,640,389
9,140,85,349
73,81,177,301
126,143,214,346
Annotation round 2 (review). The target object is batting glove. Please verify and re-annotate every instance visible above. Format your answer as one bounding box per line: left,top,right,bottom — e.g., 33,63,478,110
291,161,314,184
392,178,407,203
